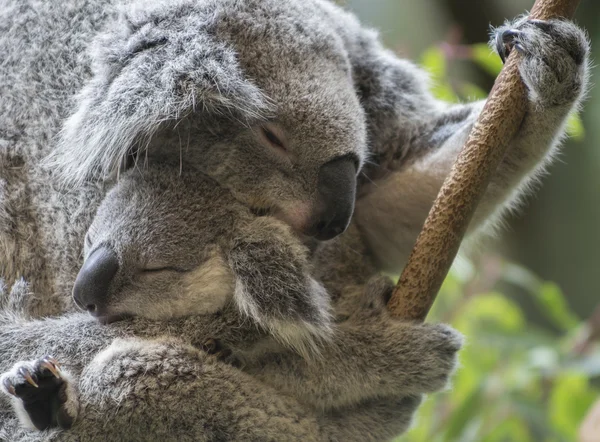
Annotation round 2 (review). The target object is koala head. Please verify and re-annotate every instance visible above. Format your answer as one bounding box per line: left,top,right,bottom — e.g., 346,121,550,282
72,163,332,352
48,0,371,241
72,164,240,323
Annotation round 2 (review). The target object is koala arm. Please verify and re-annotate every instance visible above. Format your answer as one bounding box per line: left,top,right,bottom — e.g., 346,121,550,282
243,277,463,410
1,335,424,442
354,18,590,273
0,284,422,442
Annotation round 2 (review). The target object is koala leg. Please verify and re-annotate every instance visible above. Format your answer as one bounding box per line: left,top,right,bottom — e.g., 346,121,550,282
246,276,463,410
0,356,78,431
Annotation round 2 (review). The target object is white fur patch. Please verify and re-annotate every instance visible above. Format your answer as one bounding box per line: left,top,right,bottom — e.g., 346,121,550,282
233,278,332,360
179,251,235,315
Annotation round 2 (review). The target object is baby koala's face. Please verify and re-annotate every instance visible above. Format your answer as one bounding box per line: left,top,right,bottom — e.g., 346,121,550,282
73,165,245,323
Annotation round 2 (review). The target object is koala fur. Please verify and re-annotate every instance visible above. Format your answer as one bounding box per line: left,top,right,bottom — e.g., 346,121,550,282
0,282,461,441
0,0,591,440
76,162,332,355
0,163,462,440
0,171,463,439
0,0,590,315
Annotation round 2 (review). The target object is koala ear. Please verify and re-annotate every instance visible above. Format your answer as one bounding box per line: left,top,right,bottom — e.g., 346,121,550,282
47,2,272,185
233,274,333,359
228,218,333,357
345,28,435,170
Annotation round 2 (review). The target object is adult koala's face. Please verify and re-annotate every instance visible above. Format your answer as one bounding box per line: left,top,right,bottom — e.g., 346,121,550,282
51,0,367,241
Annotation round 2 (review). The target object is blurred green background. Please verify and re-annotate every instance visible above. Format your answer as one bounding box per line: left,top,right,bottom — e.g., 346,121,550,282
341,1,600,440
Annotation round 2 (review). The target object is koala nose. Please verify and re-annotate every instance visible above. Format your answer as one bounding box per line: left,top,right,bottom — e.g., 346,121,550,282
72,247,119,315
311,156,357,241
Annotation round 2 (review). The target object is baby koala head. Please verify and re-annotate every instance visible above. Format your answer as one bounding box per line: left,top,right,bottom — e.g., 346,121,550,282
73,164,240,323
73,163,332,349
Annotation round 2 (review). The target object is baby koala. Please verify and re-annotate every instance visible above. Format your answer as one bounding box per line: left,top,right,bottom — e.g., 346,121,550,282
0,164,462,439
73,162,332,352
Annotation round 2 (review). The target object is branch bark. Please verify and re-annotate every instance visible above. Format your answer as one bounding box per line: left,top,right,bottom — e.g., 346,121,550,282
387,0,581,321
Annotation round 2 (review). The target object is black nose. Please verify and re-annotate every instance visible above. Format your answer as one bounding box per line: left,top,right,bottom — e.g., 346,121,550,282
72,247,119,315
310,156,357,241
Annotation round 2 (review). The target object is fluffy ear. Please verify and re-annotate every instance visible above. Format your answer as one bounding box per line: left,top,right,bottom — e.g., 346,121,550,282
328,14,437,178
233,274,333,359
228,218,333,358
47,1,272,185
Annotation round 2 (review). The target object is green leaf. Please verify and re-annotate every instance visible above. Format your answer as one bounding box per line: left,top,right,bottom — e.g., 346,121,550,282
483,417,532,442
566,112,585,141
460,83,488,101
442,383,486,440
471,43,504,76
419,46,459,103
549,372,597,440
457,292,526,334
420,46,447,80
537,282,580,332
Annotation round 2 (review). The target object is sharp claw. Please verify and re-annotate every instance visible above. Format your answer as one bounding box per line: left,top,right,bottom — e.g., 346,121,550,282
496,29,524,64
202,339,222,355
513,43,526,54
44,356,60,368
202,338,217,354
40,360,61,379
19,368,39,388
502,29,522,45
2,378,17,397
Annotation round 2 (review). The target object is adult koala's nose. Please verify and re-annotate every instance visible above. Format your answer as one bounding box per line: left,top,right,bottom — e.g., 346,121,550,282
310,156,357,241
72,247,119,316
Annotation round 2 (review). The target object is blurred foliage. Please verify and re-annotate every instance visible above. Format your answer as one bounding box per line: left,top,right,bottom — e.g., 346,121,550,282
419,43,585,140
399,256,600,442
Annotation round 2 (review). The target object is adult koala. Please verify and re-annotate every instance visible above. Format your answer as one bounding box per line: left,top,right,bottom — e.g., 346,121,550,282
0,0,590,318
0,0,590,439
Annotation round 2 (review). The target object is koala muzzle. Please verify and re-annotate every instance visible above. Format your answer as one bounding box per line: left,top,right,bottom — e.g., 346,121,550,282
72,247,119,316
310,156,357,241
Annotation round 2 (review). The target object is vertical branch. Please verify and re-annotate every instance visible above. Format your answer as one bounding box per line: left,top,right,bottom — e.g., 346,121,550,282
387,0,581,321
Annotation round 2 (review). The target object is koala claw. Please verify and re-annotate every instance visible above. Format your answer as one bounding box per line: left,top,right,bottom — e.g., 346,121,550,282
40,356,62,379
496,28,526,63
201,338,220,354
18,366,40,388
3,378,17,396
0,356,77,430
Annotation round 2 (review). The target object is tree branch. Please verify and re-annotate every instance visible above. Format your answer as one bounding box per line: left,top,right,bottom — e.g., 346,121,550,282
387,0,581,321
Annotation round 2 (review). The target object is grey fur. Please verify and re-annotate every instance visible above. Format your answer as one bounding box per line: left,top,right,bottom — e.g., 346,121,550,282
353,17,590,273
0,280,461,441
0,164,462,440
0,0,590,311
0,0,590,440
81,163,332,353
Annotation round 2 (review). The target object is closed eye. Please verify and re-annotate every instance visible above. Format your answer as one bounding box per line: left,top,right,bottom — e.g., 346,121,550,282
141,266,188,274
261,126,287,152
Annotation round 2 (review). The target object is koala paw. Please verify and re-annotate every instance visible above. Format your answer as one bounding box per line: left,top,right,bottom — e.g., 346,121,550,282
0,357,78,430
201,338,244,368
492,17,589,107
418,324,464,391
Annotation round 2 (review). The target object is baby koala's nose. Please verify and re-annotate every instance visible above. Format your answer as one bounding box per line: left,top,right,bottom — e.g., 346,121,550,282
72,247,119,315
